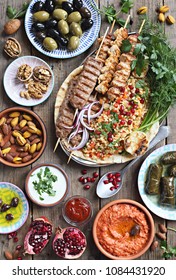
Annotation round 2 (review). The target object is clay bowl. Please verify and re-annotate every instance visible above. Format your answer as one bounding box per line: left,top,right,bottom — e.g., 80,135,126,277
93,199,155,260
0,107,47,167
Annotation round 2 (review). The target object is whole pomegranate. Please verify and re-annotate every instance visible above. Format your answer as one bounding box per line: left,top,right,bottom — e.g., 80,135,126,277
53,227,87,259
24,216,53,254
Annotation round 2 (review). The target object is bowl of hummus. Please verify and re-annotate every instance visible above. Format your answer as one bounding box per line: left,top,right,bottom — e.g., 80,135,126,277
93,199,154,260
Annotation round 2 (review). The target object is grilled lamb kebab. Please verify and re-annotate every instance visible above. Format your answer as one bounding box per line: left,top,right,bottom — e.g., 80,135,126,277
69,56,104,110
95,28,128,95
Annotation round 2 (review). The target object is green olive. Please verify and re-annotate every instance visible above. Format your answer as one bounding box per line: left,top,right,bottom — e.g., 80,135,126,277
55,0,67,5
70,22,82,37
68,36,80,51
67,11,82,23
43,37,58,51
33,11,50,22
53,8,68,20
58,20,69,35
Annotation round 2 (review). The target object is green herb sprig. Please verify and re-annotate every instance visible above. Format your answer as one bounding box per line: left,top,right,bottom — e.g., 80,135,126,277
160,240,176,259
91,0,133,26
32,167,58,201
6,2,29,19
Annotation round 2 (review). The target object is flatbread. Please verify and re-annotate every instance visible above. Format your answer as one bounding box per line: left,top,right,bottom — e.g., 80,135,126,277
54,66,159,164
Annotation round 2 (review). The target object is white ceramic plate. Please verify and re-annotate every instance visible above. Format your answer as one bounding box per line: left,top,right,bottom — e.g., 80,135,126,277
25,163,70,207
0,182,29,234
24,0,101,58
138,144,176,220
3,56,54,106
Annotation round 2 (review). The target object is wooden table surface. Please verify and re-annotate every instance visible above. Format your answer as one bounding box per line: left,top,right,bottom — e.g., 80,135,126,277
0,0,176,260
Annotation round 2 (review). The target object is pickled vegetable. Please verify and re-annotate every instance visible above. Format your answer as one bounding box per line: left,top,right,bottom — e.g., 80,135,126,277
56,35,68,47
161,151,176,164
31,22,45,32
73,0,83,10
47,29,61,38
43,37,58,50
70,22,82,37
44,0,55,13
68,36,79,50
62,1,74,14
32,1,44,13
81,18,93,31
145,163,163,195
79,7,91,18
45,19,58,29
168,164,176,176
58,20,69,35
67,11,82,23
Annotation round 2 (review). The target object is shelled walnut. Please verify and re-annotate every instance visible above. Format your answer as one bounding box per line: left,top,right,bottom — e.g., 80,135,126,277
4,37,21,58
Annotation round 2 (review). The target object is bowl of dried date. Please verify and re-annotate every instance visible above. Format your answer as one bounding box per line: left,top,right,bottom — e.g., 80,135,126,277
0,107,47,167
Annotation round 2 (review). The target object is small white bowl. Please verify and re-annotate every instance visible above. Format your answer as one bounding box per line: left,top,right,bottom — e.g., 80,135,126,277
25,163,70,207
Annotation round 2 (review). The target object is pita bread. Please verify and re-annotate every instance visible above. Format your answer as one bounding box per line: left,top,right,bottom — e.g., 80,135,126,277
54,66,159,164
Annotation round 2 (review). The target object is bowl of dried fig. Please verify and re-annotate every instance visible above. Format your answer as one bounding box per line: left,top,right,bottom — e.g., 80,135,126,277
0,107,47,167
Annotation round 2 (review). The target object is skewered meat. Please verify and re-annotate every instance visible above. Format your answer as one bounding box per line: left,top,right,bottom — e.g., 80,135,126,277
96,34,114,61
69,56,103,110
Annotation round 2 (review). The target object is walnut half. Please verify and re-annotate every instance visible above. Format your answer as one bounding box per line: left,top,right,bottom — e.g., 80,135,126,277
4,37,21,58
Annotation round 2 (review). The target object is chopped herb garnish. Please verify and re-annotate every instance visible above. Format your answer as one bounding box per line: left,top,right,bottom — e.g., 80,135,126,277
6,2,29,19
121,39,132,53
32,167,57,200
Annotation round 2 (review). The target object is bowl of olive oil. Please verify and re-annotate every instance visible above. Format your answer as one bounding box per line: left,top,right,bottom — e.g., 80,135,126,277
0,182,29,234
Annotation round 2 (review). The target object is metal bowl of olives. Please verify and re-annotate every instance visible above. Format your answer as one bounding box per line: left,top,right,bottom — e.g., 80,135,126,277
24,0,101,58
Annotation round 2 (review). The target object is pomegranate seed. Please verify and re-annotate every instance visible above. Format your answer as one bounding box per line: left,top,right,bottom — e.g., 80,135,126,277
126,111,131,116
129,100,134,106
110,186,115,191
131,108,135,114
84,185,90,190
116,177,121,182
13,237,18,243
114,185,119,189
112,175,116,179
16,245,22,251
128,85,134,90
140,98,145,104
107,173,113,179
135,88,140,93
93,172,99,178
128,120,132,125
120,105,124,111
87,177,91,182
133,104,138,109
130,93,134,98
91,177,95,182
115,172,121,177
120,120,125,126
109,178,113,182
112,180,117,186
120,87,125,92
103,180,109,184
108,131,113,137
94,130,101,135
8,231,17,239
82,169,87,175
83,178,88,184
79,176,84,182
108,137,113,142
17,257,22,260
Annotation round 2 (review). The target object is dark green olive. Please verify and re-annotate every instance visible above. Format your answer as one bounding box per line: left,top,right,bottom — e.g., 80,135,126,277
45,19,58,29
33,11,50,22
10,197,19,207
36,31,47,41
55,0,67,5
79,7,91,18
70,22,82,37
44,0,55,13
31,22,45,32
62,1,74,14
81,18,93,31
6,213,14,221
53,8,68,20
47,28,61,38
67,11,81,23
32,1,44,13
73,0,83,10
1,204,11,212
43,37,58,50
55,35,68,47
68,36,79,50
0,198,3,207
58,19,69,35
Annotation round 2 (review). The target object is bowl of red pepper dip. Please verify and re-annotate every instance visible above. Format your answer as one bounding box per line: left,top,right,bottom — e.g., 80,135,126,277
62,195,93,226
93,199,154,260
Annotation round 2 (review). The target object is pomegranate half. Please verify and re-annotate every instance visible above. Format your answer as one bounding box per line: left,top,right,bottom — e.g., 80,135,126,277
53,227,87,259
24,216,53,254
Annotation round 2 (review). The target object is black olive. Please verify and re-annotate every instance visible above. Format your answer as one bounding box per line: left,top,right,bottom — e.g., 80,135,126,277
73,0,83,10
43,0,55,13
31,22,45,32
130,224,141,236
1,204,11,212
56,35,68,47
47,28,61,38
45,19,58,29
79,7,91,18
10,197,19,207
32,1,44,13
6,213,14,221
81,18,93,31
62,1,74,14
36,31,47,41
0,198,3,207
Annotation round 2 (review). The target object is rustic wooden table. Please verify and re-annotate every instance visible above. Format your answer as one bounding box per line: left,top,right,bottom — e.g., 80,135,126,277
0,0,176,260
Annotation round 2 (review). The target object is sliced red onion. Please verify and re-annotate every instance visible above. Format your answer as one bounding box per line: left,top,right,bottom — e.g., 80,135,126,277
80,114,94,131
88,102,104,119
68,123,83,142
69,128,89,151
